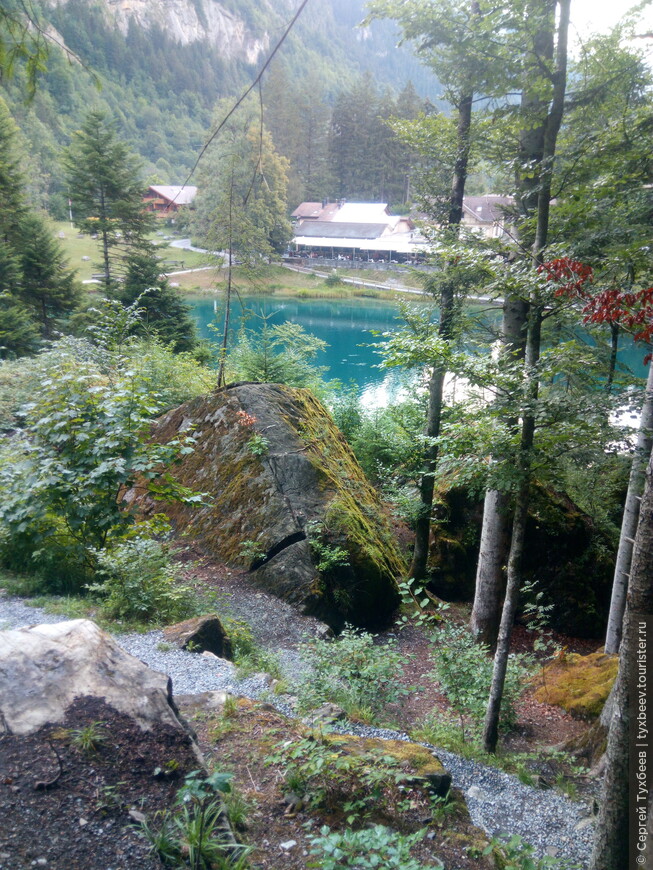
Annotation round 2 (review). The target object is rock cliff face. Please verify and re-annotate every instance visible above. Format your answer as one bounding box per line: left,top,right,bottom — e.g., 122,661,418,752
134,383,404,629
45,0,274,63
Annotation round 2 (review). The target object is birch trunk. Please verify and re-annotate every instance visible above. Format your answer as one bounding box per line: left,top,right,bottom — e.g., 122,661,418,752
605,362,653,654
590,452,653,870
408,90,472,581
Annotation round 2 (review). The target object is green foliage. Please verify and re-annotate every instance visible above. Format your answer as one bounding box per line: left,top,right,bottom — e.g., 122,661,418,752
429,621,528,742
0,347,199,591
237,540,267,566
298,626,409,720
191,107,292,262
267,735,410,823
86,533,197,625
397,578,449,632
118,251,197,353
246,434,269,457
307,521,350,575
223,616,281,679
67,720,107,754
484,834,580,870
64,109,156,291
123,338,214,410
306,824,436,870
227,315,327,390
15,212,80,338
141,769,252,870
329,392,425,485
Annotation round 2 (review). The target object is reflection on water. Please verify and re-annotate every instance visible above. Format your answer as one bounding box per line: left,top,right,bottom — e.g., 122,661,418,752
187,293,649,409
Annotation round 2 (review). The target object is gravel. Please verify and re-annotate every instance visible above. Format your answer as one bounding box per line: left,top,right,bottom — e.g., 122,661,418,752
1,592,594,868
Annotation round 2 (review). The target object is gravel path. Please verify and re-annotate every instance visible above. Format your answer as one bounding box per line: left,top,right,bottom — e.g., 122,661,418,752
0,592,594,868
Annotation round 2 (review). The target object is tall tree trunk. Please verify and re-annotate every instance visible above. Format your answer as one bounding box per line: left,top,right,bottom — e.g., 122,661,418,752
471,293,528,646
482,0,569,749
469,0,557,644
605,361,653,653
409,90,472,580
217,172,235,389
590,451,653,870
483,302,542,752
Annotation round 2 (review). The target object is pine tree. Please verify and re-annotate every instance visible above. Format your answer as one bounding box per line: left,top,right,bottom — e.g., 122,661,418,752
118,250,197,353
17,213,80,338
64,110,155,291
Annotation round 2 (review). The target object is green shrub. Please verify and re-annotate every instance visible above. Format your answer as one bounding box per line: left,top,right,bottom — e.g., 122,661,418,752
430,621,529,742
0,350,200,591
223,616,281,678
87,534,196,625
298,626,409,720
267,735,409,823
227,316,327,390
484,834,580,869
124,338,214,409
140,770,251,870
306,825,437,870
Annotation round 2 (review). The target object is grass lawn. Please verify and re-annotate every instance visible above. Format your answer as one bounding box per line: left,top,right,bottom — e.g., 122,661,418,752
170,264,395,299
48,220,213,282
48,219,421,299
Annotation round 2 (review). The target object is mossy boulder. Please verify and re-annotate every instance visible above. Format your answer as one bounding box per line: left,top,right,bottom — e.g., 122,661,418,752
533,651,618,719
323,733,452,797
426,484,615,637
138,383,404,629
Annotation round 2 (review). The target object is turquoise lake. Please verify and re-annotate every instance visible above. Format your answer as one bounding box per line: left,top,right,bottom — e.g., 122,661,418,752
187,293,649,405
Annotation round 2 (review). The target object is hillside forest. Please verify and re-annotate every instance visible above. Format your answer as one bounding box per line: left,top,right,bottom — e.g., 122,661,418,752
0,0,652,869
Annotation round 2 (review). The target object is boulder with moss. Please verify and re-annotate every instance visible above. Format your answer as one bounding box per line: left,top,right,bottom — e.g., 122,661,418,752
133,383,404,629
533,651,618,719
323,733,452,797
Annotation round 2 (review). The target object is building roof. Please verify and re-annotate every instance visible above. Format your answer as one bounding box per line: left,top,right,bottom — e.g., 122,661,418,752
292,201,393,225
291,202,324,219
292,231,429,255
147,185,198,206
335,202,391,223
296,221,390,240
462,195,513,224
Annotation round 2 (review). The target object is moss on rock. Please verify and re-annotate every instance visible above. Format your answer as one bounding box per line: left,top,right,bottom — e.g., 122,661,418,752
533,651,618,719
322,733,451,796
138,383,403,629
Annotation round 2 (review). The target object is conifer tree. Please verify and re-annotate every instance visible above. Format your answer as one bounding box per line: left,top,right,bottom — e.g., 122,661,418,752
118,250,197,353
64,110,155,291
17,213,79,338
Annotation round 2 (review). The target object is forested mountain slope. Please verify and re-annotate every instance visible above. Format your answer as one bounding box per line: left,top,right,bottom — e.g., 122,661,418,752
3,0,439,214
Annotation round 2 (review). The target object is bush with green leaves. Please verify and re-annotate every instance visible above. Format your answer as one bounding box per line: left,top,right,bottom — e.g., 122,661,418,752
298,626,410,721
429,621,529,742
140,769,251,870
227,315,327,391
0,352,200,591
86,532,196,624
267,735,410,824
124,338,214,409
484,834,581,870
223,616,281,679
306,825,438,870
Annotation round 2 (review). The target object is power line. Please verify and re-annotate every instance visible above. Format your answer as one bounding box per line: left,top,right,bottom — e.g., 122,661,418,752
167,0,310,209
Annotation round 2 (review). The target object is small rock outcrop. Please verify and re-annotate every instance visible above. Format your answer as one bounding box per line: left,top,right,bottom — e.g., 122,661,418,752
137,383,404,629
163,613,233,658
0,619,192,739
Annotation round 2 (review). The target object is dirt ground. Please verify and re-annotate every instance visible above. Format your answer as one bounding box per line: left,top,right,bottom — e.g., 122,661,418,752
0,558,603,870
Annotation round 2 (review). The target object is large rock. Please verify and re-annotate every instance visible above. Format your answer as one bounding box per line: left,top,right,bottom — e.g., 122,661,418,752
163,613,233,658
0,619,193,739
131,383,404,629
